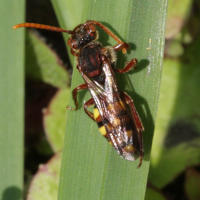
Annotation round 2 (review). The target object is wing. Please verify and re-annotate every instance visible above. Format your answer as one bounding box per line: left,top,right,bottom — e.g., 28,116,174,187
80,60,141,162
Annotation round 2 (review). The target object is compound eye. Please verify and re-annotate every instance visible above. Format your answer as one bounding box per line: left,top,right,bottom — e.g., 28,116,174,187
88,23,96,35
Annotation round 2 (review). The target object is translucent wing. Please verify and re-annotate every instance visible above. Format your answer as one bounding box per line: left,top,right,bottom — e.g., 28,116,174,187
80,61,141,161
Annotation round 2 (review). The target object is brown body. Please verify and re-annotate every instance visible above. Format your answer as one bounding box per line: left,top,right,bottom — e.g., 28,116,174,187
13,20,144,167
80,50,141,161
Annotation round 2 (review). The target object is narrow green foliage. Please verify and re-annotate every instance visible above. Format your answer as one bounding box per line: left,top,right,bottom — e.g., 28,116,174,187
55,0,168,199
51,0,84,64
0,1,25,200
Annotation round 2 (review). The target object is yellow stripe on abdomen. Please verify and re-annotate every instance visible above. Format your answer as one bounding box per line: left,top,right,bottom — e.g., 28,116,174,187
94,108,99,120
94,108,108,137
99,125,107,136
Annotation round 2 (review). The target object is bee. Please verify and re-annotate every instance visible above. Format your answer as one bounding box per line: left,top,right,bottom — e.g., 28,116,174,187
13,20,144,167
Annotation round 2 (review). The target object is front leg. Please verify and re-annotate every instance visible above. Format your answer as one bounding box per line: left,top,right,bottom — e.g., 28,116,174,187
86,20,129,54
67,83,88,110
113,42,130,54
115,58,138,74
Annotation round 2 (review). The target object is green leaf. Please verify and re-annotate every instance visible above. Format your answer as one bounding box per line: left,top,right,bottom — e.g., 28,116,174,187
27,152,62,200
56,0,167,199
166,0,193,39
145,187,167,200
185,168,200,200
51,0,84,64
26,31,69,88
150,138,200,188
43,88,71,152
149,36,200,188
0,1,24,200
51,0,83,30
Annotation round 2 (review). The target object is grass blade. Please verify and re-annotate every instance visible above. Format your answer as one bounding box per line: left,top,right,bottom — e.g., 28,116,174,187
57,0,168,199
0,1,25,199
51,0,84,64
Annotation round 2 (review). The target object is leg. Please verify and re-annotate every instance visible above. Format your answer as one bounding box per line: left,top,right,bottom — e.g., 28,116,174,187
115,58,138,74
67,84,87,110
123,92,144,168
86,20,129,54
123,92,144,131
83,98,95,121
137,149,143,168
70,48,79,56
113,43,130,54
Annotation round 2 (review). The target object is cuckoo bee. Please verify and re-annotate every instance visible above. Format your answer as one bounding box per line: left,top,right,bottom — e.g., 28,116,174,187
13,20,144,167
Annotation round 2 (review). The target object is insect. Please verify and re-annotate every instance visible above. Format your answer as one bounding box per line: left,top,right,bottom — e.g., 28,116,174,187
13,20,144,167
